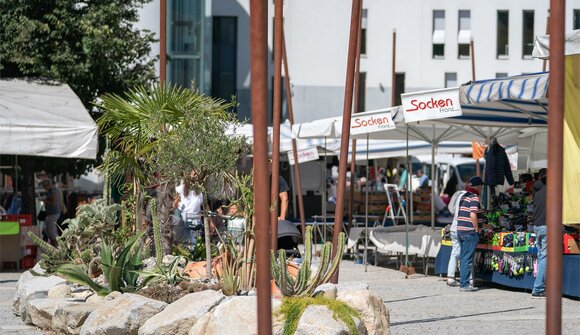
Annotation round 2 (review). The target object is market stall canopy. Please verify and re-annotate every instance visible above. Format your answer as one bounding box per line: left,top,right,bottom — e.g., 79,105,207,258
533,29,580,58
0,79,98,159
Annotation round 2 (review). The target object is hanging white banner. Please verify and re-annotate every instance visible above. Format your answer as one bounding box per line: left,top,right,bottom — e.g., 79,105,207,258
350,111,395,136
287,147,320,165
401,87,462,123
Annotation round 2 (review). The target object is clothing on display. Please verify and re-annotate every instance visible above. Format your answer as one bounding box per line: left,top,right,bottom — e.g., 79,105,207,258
484,141,514,186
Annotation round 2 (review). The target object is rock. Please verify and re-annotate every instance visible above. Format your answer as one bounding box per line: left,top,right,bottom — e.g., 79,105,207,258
105,291,122,301
26,298,78,329
53,303,100,335
142,257,156,272
86,294,105,304
71,289,94,301
80,293,167,335
12,270,35,314
139,290,225,335
337,288,390,335
162,255,176,264
48,284,72,298
31,263,47,276
190,296,282,335
294,305,366,335
14,275,66,318
314,283,338,300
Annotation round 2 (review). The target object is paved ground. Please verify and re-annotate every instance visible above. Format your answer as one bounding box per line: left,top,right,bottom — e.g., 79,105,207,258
338,260,580,335
0,273,43,335
1,261,579,335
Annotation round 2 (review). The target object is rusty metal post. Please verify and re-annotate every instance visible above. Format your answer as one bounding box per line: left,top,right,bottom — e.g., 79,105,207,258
349,0,363,229
546,0,564,334
470,38,481,178
160,0,167,84
270,0,284,251
281,29,307,239
331,0,362,284
249,0,272,333
391,30,397,107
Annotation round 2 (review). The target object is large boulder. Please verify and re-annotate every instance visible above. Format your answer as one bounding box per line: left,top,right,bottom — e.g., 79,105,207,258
190,296,283,335
25,298,78,329
294,305,366,335
14,275,66,318
53,303,100,335
48,283,72,298
336,286,390,335
79,293,167,335
139,290,225,335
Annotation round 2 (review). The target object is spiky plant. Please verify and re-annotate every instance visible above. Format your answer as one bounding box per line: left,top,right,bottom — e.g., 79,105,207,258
271,226,346,297
150,199,164,264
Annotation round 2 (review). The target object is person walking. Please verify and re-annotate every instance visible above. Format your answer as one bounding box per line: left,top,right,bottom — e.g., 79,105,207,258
456,176,484,292
446,187,467,286
531,168,547,298
41,179,62,246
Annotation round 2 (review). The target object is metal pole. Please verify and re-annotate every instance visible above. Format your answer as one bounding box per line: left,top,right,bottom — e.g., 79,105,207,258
431,126,436,228
249,0,272,333
323,137,327,243
349,0,363,229
470,38,476,82
331,0,362,284
281,29,306,239
405,127,409,270
270,0,284,251
546,0,564,333
391,29,397,106
160,0,167,84
364,134,369,272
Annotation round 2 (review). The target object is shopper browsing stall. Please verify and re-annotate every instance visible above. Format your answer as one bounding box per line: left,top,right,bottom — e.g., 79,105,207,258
456,176,484,292
531,168,547,298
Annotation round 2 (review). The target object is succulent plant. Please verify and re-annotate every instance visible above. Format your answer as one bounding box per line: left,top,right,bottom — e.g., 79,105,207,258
271,226,346,297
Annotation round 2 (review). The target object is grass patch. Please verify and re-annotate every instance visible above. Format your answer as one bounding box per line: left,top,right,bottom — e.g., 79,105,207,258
275,296,360,335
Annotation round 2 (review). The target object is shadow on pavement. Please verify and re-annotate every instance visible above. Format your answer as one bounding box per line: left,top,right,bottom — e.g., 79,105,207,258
390,307,535,326
384,294,441,303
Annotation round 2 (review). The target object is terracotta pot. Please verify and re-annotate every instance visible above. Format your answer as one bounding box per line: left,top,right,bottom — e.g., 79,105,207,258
184,256,224,279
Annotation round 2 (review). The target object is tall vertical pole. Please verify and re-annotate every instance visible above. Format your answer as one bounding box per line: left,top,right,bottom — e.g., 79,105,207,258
249,0,272,333
282,29,306,239
270,0,284,251
349,0,363,229
430,126,436,228
331,0,362,284
546,0,564,334
160,0,167,84
391,30,397,107
470,38,481,178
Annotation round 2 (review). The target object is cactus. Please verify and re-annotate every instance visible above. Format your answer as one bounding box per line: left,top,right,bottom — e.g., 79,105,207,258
271,226,346,297
150,199,164,264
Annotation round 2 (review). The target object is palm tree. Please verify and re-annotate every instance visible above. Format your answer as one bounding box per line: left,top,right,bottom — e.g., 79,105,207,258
96,84,198,253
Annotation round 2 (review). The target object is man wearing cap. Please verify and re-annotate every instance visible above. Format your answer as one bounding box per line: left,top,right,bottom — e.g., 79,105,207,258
455,176,484,292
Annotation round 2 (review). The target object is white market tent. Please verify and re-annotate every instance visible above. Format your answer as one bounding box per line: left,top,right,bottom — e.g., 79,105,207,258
0,79,99,159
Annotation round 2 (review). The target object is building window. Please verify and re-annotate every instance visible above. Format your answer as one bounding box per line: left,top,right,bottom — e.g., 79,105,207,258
432,10,445,58
444,73,457,88
212,17,237,102
497,10,509,58
574,9,580,30
357,72,366,113
522,10,535,58
167,0,204,89
458,10,471,58
394,73,405,106
496,72,508,78
360,9,368,55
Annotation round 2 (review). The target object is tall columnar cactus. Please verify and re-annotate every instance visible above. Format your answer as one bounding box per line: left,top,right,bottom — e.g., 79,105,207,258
271,226,346,297
150,199,164,264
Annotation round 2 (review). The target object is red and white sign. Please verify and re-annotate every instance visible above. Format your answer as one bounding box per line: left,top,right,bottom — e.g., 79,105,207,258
288,147,319,165
350,111,395,136
401,87,462,123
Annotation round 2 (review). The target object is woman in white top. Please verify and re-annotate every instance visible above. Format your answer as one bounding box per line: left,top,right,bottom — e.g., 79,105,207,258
173,176,203,245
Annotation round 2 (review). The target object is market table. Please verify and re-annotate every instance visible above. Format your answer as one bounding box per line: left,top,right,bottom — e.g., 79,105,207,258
435,245,580,297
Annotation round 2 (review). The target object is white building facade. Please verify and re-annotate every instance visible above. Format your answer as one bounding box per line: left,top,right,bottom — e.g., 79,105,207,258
140,0,580,122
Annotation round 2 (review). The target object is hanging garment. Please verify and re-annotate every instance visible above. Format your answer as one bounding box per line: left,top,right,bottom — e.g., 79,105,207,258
485,142,514,186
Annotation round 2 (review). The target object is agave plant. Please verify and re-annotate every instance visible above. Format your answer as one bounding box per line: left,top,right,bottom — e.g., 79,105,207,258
137,256,188,287
57,232,145,295
271,226,346,297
